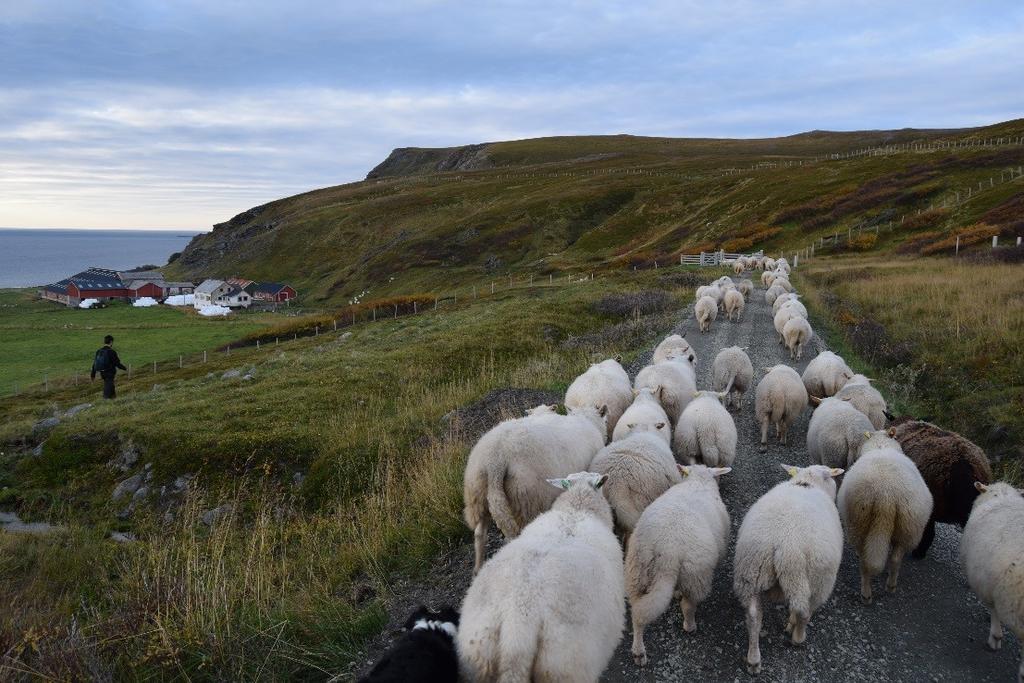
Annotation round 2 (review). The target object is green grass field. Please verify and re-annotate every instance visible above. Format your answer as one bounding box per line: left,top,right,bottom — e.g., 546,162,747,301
0,289,279,394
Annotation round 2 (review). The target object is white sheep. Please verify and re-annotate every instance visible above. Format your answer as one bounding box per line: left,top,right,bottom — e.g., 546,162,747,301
458,472,625,682
733,260,745,275
764,283,787,307
564,358,633,441
462,405,607,573
612,387,673,445
771,276,794,293
734,464,844,675
772,292,799,314
837,435,932,603
775,259,791,275
755,365,808,446
590,431,682,536
634,360,697,427
806,396,875,468
961,481,1024,682
738,278,754,299
802,351,854,399
761,270,777,289
674,391,738,467
715,275,734,287
763,256,777,271
712,346,753,409
776,297,808,320
695,295,718,333
724,289,745,321
694,284,719,303
773,305,806,344
834,375,889,430
652,334,696,367
626,465,731,666
783,315,813,360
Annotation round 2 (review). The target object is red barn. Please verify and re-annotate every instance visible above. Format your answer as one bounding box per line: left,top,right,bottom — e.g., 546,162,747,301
249,281,297,303
39,267,191,306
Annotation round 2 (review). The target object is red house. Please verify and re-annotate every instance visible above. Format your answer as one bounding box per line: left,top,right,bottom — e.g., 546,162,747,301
40,267,193,306
249,281,297,303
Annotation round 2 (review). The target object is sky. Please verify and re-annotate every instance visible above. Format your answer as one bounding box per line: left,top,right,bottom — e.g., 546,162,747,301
2,1,1023,230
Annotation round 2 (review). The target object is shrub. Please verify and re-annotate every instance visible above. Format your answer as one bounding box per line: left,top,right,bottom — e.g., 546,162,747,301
920,224,1000,256
895,231,942,255
721,236,755,252
680,242,717,255
748,226,782,242
844,233,878,251
591,290,677,318
901,208,950,232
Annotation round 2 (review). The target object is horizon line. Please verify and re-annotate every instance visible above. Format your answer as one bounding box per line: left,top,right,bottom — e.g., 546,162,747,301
1,226,210,232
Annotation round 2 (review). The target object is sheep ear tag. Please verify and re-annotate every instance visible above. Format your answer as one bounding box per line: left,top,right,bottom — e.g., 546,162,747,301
546,478,571,490
863,431,872,440
592,474,608,490
780,464,798,477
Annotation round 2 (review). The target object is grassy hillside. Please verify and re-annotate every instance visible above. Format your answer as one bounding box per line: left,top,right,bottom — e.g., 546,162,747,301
167,119,1024,305
0,269,697,679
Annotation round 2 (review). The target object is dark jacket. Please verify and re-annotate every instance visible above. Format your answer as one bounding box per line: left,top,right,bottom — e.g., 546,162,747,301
91,346,127,379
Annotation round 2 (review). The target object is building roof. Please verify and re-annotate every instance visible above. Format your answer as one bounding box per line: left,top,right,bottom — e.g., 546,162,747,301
252,281,292,295
223,284,246,297
195,279,226,294
45,267,124,292
125,279,163,290
117,269,164,282
227,277,254,288
164,281,195,288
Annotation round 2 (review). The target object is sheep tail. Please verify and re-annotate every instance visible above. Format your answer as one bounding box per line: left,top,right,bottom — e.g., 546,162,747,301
701,442,721,467
779,565,811,623
723,374,736,397
862,499,895,575
497,616,540,683
486,464,521,539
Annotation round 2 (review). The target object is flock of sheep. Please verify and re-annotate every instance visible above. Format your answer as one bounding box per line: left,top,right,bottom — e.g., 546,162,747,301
443,256,1024,681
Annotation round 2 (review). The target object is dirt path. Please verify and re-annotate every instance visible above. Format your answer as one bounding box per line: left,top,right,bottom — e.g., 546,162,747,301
355,274,1020,682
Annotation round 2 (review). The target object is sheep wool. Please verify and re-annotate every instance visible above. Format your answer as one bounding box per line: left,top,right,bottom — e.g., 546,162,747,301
458,473,625,683
652,334,697,367
695,295,718,333
462,405,607,573
564,358,633,441
626,465,731,666
806,397,874,469
738,278,754,299
755,365,808,446
838,442,932,603
724,289,745,321
712,346,753,409
834,376,888,430
773,305,806,345
783,315,813,360
612,387,673,446
590,431,682,535
733,465,844,675
772,292,799,314
893,420,993,558
674,392,738,467
634,360,697,427
960,482,1024,683
764,283,787,307
802,351,853,399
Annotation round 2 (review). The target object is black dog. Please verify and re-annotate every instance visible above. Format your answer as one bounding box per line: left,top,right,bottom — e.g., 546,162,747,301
359,605,460,683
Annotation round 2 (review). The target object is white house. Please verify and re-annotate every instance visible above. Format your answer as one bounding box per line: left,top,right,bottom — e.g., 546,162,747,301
194,280,252,309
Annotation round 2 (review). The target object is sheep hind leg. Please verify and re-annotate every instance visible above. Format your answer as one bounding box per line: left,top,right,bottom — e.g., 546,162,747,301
630,575,675,666
679,594,698,633
760,417,769,447
473,518,489,575
745,596,763,675
859,558,873,604
987,610,1004,651
885,547,904,592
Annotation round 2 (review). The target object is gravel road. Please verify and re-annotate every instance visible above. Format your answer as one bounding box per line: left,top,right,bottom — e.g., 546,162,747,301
355,273,1020,682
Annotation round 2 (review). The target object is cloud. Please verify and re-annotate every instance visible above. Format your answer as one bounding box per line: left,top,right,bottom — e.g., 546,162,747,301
1,1,1022,228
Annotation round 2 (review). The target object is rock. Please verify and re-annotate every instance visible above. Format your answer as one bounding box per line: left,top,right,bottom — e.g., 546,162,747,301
109,440,140,472
173,474,194,492
63,403,92,418
32,441,45,457
151,383,165,392
110,531,135,543
32,416,60,435
221,369,242,379
339,332,352,341
132,486,149,501
0,511,61,535
163,510,175,524
112,473,144,501
201,505,232,526
242,373,254,381
293,472,305,487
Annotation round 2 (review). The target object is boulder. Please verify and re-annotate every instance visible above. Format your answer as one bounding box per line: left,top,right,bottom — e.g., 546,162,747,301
112,473,144,501
63,403,93,418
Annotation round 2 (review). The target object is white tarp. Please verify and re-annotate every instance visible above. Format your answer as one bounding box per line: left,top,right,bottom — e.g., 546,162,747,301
198,304,232,317
133,297,159,307
78,298,99,309
163,294,195,306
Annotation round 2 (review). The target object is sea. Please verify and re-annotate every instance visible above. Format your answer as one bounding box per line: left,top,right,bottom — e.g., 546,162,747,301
0,228,204,289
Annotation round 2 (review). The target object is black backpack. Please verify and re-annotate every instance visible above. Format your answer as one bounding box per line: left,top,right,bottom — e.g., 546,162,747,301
94,347,115,373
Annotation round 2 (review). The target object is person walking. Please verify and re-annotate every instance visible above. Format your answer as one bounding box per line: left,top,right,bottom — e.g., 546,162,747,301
91,335,127,399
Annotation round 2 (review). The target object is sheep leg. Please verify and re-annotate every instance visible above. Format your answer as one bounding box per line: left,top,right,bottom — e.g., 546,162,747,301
679,594,698,633
473,519,489,575
630,575,675,666
859,558,873,604
760,417,769,446
745,596,763,675
987,610,1004,651
779,421,788,445
885,548,903,592
789,607,809,645
911,519,935,559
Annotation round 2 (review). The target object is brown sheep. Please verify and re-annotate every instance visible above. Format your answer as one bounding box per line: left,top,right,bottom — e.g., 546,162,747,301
891,420,993,559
